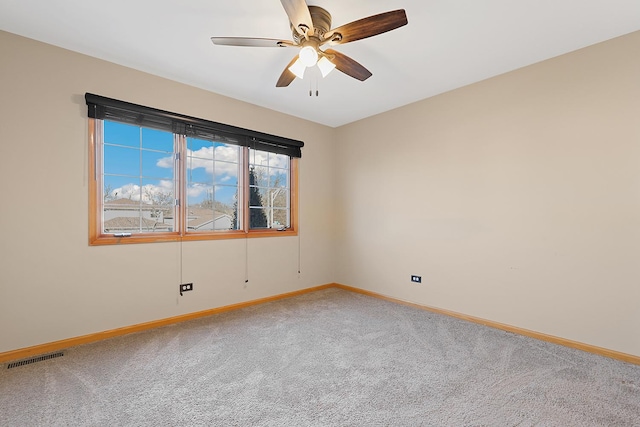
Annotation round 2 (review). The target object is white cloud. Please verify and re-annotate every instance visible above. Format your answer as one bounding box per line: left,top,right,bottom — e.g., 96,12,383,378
157,145,239,179
249,150,289,169
154,146,289,189
111,180,173,204
156,157,173,169
187,183,208,199
250,150,289,169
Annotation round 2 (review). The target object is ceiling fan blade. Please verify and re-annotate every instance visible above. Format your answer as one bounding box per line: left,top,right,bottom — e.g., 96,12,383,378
323,9,408,45
280,0,314,36
324,49,372,81
211,37,295,48
276,56,300,87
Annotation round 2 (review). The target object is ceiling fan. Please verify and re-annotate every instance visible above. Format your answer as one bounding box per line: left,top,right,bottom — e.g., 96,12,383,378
211,0,408,87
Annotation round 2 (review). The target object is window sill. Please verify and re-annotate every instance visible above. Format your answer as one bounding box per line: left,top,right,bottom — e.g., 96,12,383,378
89,229,297,245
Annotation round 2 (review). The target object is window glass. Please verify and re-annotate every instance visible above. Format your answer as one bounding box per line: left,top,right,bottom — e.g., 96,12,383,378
186,138,240,231
102,121,175,234
92,119,297,244
248,149,291,230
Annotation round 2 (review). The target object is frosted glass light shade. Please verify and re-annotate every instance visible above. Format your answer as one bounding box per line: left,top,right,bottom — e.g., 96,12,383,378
288,58,306,79
298,46,318,67
317,56,336,77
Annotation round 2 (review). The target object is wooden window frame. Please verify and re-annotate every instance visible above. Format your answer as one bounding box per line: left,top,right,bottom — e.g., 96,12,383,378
88,118,299,245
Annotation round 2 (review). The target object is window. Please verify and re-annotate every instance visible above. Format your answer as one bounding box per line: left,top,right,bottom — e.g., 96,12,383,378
101,121,177,234
87,93,302,245
248,149,291,230
186,137,241,232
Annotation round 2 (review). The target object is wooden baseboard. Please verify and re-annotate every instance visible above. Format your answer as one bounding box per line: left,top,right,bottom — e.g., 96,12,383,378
0,284,334,364
333,283,640,366
3,282,639,366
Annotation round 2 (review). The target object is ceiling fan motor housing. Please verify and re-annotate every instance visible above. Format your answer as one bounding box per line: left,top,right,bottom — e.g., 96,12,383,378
292,6,332,42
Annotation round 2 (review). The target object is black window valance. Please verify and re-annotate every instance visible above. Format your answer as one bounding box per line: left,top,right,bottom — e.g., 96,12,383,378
85,93,304,158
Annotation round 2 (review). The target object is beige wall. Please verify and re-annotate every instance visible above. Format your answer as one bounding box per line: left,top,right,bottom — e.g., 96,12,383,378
2,29,640,359
0,31,336,353
335,31,640,357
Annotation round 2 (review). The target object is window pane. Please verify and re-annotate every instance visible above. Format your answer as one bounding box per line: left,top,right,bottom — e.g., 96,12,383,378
142,127,174,152
187,183,213,205
268,152,290,169
142,150,173,179
272,208,289,229
186,205,234,231
271,188,288,208
103,121,140,148
215,142,240,163
251,166,269,188
248,178,266,207
141,179,174,207
186,138,240,232
249,207,268,229
102,121,175,234
103,205,143,234
249,149,269,167
214,160,239,186
214,184,238,207
103,176,141,202
269,168,289,188
142,179,174,232
188,139,214,160
103,145,139,176
248,149,291,229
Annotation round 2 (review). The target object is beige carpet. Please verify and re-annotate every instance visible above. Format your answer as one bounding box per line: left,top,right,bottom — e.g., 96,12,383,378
1,288,639,426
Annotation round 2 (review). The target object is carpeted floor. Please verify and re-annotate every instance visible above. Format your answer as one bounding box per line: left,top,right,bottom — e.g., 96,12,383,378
1,288,639,426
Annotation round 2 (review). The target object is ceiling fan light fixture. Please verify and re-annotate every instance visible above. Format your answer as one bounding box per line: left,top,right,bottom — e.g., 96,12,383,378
317,56,336,77
298,45,318,67
288,58,307,79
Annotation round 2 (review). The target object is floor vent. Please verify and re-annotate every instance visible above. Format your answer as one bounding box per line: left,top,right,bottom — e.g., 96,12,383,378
6,351,65,369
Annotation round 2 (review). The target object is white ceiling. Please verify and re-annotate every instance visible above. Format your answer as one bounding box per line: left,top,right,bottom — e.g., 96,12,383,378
1,0,639,127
